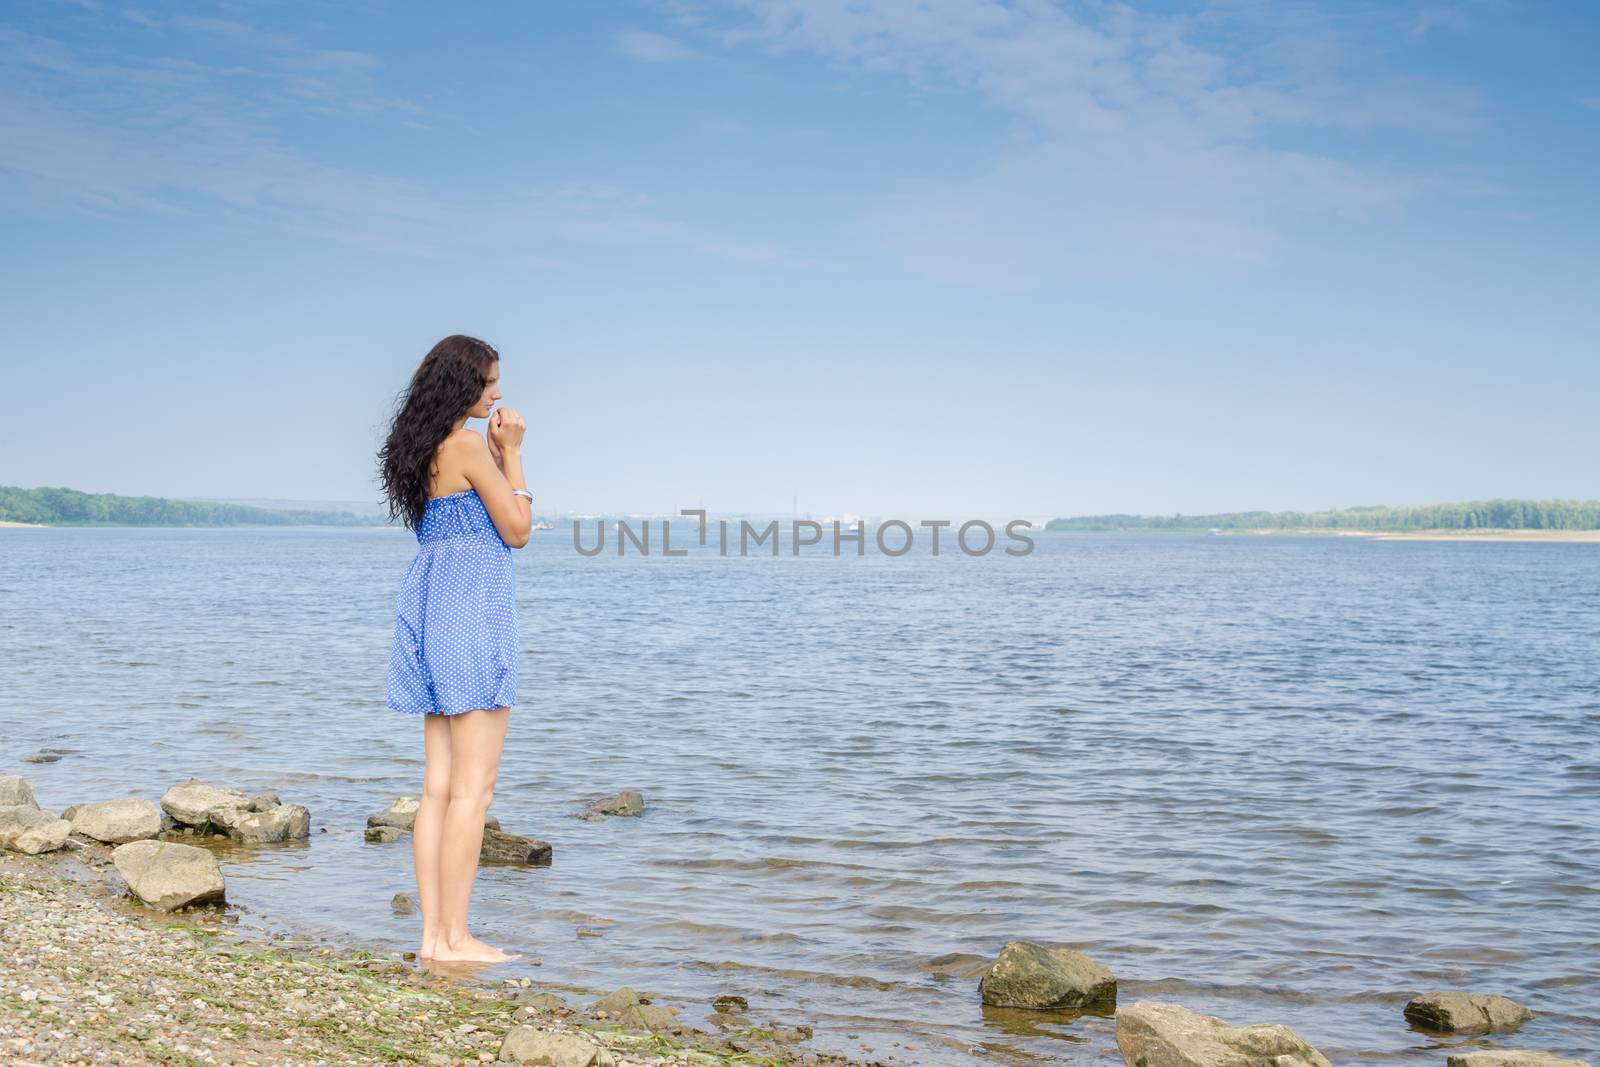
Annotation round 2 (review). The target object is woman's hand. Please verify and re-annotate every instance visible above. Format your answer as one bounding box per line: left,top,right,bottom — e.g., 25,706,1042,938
486,417,504,468
489,407,526,453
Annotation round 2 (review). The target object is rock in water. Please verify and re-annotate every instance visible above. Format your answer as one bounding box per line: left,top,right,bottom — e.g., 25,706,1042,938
1447,1053,1590,1067
482,828,553,865
213,803,310,844
579,790,644,820
366,795,499,833
0,774,39,808
160,778,258,827
1115,999,1332,1067
366,825,404,843
111,839,226,910
977,939,1117,1008
0,804,72,854
366,795,422,830
65,797,163,843
1405,991,1535,1034
160,778,309,843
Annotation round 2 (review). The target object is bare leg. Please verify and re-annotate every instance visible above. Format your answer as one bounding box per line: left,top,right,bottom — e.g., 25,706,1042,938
432,705,517,963
413,713,453,959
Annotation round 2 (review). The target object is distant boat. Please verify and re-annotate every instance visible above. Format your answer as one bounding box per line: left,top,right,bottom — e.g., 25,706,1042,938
1209,528,1223,535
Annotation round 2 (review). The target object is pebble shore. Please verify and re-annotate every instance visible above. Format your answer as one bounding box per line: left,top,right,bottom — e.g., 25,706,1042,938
0,847,888,1067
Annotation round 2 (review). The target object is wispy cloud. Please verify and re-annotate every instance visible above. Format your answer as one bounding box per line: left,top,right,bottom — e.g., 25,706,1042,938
1408,5,1473,41
674,0,1484,287
0,19,783,263
616,27,703,63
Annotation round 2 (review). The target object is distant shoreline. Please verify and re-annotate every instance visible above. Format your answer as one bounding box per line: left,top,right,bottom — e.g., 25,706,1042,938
1215,528,1600,542
0,519,49,528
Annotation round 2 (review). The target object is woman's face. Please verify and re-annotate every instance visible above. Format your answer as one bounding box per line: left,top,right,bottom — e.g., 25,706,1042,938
469,361,502,420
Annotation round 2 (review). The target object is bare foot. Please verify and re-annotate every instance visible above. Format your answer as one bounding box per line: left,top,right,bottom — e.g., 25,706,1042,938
419,934,437,960
431,935,520,963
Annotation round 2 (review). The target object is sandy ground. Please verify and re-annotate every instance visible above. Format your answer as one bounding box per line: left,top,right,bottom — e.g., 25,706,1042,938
0,520,50,528
1,847,889,1067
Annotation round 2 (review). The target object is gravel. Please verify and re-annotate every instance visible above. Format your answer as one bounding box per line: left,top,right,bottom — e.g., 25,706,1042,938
0,847,887,1067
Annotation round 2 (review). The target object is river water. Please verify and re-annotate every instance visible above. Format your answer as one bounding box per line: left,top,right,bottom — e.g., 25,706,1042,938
2,525,1596,1064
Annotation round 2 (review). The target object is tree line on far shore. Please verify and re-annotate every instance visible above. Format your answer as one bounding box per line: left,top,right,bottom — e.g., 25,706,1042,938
0,485,382,527
1046,498,1600,532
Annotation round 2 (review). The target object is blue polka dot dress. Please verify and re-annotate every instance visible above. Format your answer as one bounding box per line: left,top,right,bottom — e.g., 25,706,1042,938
387,488,518,716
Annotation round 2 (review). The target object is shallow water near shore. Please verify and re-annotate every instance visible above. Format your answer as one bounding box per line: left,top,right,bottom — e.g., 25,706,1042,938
2,526,1597,1064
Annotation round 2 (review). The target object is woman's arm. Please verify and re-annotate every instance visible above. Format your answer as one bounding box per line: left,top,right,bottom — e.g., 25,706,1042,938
460,412,532,548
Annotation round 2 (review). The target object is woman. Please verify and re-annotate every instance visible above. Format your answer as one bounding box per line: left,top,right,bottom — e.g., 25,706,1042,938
378,334,533,964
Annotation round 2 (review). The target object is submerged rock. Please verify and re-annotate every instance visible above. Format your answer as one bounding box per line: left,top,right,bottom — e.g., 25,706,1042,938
711,994,749,1013
923,951,992,979
1115,999,1332,1067
1447,1052,1590,1067
390,891,416,914
0,804,73,854
365,824,404,844
1405,991,1535,1034
111,839,226,911
977,939,1117,1009
63,797,163,844
578,789,644,820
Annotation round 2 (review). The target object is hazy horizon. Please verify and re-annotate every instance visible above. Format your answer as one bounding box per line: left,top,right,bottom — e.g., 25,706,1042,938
7,483,1597,528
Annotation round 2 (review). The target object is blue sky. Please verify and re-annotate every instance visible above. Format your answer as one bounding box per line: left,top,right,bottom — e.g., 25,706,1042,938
1,0,1596,518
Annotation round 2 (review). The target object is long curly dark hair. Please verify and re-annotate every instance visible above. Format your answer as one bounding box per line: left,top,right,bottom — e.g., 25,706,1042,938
378,334,500,531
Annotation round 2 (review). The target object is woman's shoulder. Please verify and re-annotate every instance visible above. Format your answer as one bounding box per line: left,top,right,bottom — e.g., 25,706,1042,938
439,426,489,453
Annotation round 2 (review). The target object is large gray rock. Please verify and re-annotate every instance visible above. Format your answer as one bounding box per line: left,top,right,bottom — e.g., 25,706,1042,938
0,774,39,808
1448,1053,1589,1067
0,804,72,854
1405,991,1535,1034
366,795,499,833
977,939,1117,1009
1115,999,1332,1067
159,778,259,827
111,839,226,910
498,1025,601,1066
213,803,310,844
160,778,308,843
64,797,163,843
